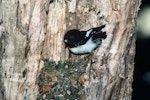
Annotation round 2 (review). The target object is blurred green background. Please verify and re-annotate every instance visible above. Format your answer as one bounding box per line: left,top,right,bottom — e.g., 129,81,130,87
132,1,150,100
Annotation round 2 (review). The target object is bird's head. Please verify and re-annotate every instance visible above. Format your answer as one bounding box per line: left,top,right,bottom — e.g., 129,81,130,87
64,29,80,48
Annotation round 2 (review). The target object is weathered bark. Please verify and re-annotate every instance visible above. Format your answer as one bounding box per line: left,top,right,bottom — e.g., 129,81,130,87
0,0,141,100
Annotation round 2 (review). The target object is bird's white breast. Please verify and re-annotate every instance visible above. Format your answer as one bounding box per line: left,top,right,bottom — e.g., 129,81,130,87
69,38,101,54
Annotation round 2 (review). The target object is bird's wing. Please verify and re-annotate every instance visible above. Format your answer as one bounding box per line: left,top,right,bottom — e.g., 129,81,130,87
89,25,106,41
85,29,93,37
74,25,106,46
76,31,93,46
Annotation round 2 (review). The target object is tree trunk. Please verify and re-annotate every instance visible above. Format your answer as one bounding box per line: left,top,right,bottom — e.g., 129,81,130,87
0,0,141,100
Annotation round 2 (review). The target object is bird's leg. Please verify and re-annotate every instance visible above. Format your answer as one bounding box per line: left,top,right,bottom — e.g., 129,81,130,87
89,53,95,65
86,53,95,79
68,51,72,58
84,51,94,60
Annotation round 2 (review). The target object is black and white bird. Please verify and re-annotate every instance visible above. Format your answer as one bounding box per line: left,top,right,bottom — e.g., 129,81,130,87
64,25,107,55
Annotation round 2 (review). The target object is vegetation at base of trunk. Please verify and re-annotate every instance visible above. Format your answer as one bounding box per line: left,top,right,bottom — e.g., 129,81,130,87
36,58,88,100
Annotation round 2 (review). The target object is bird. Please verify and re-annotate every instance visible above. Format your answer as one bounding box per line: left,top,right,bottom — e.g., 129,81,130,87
64,25,107,55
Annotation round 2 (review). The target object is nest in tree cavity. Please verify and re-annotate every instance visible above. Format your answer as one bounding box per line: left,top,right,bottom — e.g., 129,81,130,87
36,58,88,100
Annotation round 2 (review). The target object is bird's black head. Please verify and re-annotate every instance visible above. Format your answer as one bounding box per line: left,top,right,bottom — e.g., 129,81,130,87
64,29,80,48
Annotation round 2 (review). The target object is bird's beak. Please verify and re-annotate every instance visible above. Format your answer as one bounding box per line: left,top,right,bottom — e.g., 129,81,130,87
65,45,67,48
64,39,68,48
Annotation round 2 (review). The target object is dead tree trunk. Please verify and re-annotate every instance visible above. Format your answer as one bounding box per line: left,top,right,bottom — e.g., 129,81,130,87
0,0,141,100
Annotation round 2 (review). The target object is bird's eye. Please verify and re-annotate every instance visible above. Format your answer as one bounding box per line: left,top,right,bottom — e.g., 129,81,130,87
64,39,68,43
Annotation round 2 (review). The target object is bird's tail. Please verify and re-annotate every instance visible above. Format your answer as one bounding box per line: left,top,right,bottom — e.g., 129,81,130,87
92,25,107,40
93,31,107,40
92,25,105,32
